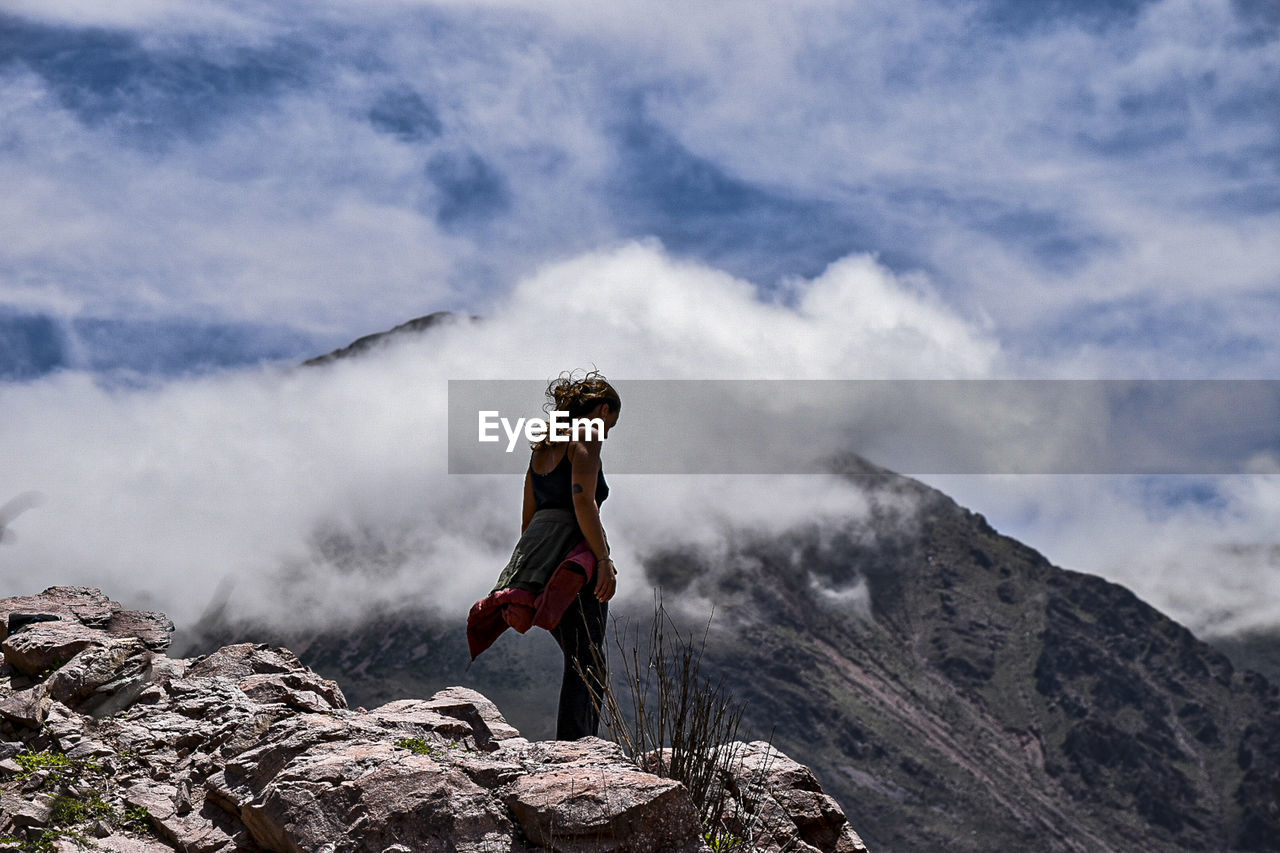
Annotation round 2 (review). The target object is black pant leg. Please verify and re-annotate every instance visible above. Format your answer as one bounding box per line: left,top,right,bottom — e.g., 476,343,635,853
550,573,608,740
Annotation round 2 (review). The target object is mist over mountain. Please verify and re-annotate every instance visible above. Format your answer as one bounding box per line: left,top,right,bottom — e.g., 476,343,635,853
166,318,1280,852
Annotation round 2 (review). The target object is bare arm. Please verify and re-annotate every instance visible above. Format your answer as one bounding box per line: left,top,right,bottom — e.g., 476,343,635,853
521,469,536,534
569,440,617,602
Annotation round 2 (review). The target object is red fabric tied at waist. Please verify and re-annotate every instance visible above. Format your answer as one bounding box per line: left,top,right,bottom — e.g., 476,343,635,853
477,587,536,633
467,541,597,663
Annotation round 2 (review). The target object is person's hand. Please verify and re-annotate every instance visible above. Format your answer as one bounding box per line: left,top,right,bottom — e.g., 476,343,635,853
596,557,617,602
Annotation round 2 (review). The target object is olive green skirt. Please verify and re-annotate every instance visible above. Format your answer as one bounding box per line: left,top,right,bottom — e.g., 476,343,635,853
490,508,585,594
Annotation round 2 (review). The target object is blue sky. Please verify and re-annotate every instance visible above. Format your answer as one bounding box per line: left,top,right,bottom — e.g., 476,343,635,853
1,0,1278,638
2,0,1276,378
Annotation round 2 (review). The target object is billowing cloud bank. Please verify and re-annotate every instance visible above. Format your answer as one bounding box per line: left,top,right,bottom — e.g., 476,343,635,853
4,243,1278,640
0,245,986,630
2,0,1278,641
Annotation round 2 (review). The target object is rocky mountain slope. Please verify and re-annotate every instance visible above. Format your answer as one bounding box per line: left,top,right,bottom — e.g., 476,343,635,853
0,586,867,852
1209,629,1280,687
176,452,1280,852
700,455,1280,851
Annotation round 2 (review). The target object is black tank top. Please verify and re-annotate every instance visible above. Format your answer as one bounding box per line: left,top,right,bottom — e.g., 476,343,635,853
530,445,608,511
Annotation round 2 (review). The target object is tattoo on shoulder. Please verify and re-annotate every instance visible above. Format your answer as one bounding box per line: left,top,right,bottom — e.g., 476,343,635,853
572,484,584,494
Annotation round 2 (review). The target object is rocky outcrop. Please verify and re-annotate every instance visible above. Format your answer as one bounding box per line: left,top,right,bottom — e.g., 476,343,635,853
1,586,174,668
0,587,867,853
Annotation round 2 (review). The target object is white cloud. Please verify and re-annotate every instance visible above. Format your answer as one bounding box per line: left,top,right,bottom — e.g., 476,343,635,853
492,244,997,379
3,241,1276,642
3,0,1278,644
1,244,974,631
2,0,1276,374
926,473,1280,640
0,0,269,36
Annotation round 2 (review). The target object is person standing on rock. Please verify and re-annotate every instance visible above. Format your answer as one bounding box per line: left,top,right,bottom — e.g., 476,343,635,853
467,370,620,740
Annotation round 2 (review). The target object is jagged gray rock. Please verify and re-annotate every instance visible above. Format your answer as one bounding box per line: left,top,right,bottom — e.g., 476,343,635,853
0,587,868,852
2,620,110,677
0,586,174,654
0,684,50,727
1,586,119,633
5,790,55,828
725,742,868,853
43,637,158,718
186,642,347,714
506,739,705,852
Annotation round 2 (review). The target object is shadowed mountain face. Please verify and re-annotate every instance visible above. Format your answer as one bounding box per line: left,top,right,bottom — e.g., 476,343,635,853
704,458,1280,852
177,452,1280,853
1210,630,1280,688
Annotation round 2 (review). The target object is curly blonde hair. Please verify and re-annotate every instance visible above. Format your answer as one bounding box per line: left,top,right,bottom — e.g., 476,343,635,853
530,368,621,451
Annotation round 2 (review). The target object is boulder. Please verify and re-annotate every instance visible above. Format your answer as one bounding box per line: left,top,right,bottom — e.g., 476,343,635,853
420,685,524,748
186,642,305,680
0,587,175,682
0,587,117,640
205,707,523,852
501,739,708,852
186,642,347,711
365,698,479,743
0,685,51,728
43,637,158,718
244,742,516,853
721,741,869,853
5,790,56,828
2,620,109,677
104,609,176,652
123,778,250,853
508,764,706,852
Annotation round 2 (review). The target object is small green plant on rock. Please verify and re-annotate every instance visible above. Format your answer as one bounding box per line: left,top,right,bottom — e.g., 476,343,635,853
447,739,478,754
50,792,114,825
6,747,160,850
2,825,93,853
394,737,444,758
704,829,745,852
14,749,74,783
121,804,151,833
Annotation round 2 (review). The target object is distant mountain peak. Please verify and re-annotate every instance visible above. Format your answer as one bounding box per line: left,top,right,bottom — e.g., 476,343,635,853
302,310,478,367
